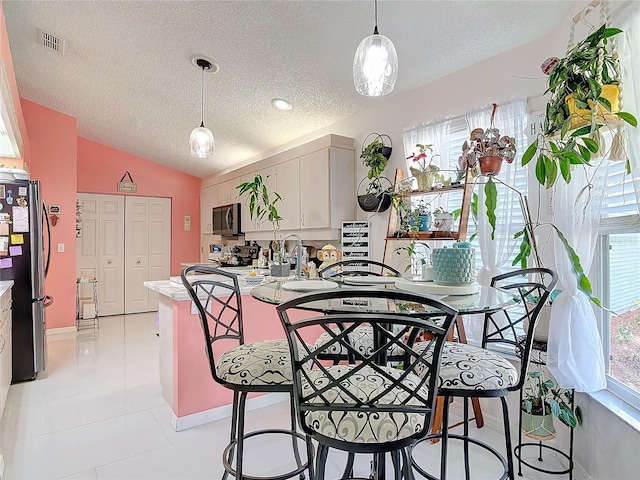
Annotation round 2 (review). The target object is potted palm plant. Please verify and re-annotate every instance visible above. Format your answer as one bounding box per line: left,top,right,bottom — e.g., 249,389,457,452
236,174,288,276
521,369,581,440
358,133,393,212
522,24,637,188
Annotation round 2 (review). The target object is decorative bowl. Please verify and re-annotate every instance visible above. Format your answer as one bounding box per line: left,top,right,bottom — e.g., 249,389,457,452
243,274,265,287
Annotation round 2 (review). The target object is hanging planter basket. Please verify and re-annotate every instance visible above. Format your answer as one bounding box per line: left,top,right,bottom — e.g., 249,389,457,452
357,177,393,213
362,133,393,161
521,410,557,441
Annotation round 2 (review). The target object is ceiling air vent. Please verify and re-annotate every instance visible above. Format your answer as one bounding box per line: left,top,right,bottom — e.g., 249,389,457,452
38,28,65,55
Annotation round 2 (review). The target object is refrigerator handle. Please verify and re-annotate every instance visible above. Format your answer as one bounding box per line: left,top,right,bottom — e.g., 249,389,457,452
43,202,51,278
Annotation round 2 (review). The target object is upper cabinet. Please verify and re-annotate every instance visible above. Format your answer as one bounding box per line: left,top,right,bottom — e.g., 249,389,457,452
200,185,218,234
200,134,355,241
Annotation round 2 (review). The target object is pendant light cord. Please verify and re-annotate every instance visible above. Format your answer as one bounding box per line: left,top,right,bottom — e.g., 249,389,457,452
200,65,205,127
373,0,379,34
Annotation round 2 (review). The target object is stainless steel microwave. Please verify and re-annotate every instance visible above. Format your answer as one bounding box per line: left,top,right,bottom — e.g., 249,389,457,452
212,203,242,236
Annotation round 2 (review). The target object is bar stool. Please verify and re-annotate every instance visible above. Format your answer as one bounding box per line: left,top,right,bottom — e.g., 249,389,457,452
410,268,558,480
181,265,312,480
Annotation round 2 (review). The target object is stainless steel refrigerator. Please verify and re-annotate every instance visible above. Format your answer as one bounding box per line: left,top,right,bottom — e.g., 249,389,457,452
0,179,52,382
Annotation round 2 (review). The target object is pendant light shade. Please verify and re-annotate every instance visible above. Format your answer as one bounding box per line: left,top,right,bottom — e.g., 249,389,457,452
353,0,398,96
190,57,215,158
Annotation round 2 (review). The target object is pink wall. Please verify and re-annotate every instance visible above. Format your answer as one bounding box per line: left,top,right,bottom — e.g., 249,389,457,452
21,100,77,329
77,137,201,275
0,4,29,166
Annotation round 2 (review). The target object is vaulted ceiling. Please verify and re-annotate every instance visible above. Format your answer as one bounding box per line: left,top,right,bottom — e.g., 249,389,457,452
4,1,573,178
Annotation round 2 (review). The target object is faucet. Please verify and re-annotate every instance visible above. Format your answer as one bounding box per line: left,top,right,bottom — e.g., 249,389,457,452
281,234,304,279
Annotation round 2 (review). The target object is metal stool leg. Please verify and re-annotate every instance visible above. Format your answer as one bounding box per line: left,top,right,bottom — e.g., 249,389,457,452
501,396,514,480
288,393,305,479
463,397,470,480
223,391,240,480
236,392,248,480
316,444,329,480
440,395,451,480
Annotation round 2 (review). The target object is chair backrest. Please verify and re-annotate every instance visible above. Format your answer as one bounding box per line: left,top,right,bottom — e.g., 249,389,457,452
181,265,244,384
483,267,558,391
277,288,458,445
318,259,401,279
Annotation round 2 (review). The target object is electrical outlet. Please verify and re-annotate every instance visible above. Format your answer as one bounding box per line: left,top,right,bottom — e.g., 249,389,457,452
58,243,65,252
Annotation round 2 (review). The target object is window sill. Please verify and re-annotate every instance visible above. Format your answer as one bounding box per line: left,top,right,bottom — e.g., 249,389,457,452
588,390,640,435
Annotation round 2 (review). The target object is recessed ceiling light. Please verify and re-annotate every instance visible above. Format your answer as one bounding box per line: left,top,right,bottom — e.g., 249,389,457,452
271,98,292,111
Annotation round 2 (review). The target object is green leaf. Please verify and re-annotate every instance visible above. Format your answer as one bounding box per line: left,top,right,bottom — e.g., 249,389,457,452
603,27,623,39
551,225,603,306
484,178,498,241
582,137,599,153
560,115,572,139
574,99,589,109
598,96,612,112
535,155,546,186
521,140,538,166
544,156,558,188
577,144,591,163
566,150,588,165
616,111,638,127
559,156,571,183
571,125,592,137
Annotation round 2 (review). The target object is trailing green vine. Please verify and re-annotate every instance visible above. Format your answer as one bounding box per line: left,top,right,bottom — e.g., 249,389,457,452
484,177,498,240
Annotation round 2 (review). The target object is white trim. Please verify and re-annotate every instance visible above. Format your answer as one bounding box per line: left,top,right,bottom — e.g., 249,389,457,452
0,453,5,480
171,392,289,432
46,326,77,335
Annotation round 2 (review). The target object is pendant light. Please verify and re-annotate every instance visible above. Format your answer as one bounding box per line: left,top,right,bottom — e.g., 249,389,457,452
189,58,215,158
353,0,398,97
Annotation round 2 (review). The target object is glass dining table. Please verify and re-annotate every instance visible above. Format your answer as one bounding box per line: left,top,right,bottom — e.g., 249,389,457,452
250,276,519,433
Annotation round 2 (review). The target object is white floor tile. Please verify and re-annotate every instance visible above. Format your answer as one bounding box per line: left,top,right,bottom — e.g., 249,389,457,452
0,312,562,479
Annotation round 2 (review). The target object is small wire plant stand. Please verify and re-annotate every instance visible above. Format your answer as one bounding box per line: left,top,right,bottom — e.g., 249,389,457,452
76,277,99,330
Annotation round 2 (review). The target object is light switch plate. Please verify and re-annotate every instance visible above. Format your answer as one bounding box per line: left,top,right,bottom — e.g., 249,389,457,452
57,243,65,252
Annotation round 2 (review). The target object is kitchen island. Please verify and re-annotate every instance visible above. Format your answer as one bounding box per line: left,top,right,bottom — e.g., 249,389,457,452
145,272,289,431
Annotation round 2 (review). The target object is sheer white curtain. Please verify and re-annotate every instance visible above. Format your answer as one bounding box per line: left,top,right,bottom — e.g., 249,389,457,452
547,164,608,392
403,118,451,171
466,99,528,284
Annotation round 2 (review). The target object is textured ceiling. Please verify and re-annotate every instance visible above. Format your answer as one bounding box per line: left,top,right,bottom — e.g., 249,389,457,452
3,0,573,178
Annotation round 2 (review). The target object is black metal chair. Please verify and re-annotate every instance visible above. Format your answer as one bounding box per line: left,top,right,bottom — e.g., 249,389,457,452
315,260,402,362
318,259,402,279
409,267,558,480
181,265,312,480
277,288,458,480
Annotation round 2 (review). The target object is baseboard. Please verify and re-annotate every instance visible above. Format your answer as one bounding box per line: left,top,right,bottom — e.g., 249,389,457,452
46,326,77,335
0,453,5,480
171,392,289,432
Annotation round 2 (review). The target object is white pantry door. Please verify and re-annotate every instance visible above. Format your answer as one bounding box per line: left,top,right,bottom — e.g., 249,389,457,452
76,194,125,316
125,196,150,314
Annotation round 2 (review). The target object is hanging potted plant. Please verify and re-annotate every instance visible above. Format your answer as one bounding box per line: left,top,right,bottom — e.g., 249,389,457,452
407,143,440,191
358,133,393,213
521,369,581,441
522,24,637,188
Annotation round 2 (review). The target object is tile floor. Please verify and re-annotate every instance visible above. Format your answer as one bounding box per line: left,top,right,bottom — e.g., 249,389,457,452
0,313,570,479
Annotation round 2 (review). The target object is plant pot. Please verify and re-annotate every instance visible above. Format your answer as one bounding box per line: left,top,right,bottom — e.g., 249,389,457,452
409,167,434,191
270,263,290,277
521,410,557,441
566,84,620,131
357,192,392,212
418,215,431,232
433,212,453,232
478,155,503,175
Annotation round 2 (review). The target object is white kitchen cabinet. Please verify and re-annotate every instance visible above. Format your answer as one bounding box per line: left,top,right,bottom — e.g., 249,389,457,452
200,185,218,234
0,283,12,420
298,147,354,231
275,160,300,231
218,177,244,206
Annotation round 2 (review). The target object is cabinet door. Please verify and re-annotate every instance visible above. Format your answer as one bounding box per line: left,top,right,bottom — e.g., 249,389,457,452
200,185,218,234
299,149,330,229
218,178,242,206
275,159,300,231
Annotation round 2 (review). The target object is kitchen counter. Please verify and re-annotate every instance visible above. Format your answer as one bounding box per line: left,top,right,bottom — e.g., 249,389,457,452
144,272,290,431
0,281,14,299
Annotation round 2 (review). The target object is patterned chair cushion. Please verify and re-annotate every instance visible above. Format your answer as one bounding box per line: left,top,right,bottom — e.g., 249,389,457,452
313,326,405,358
216,339,302,386
413,342,518,391
301,365,430,444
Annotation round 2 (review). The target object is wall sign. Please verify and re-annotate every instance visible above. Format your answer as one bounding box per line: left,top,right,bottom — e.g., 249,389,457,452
117,171,137,193
341,221,370,273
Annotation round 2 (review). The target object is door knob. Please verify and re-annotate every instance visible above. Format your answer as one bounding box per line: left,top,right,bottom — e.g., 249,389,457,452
136,260,141,264
107,260,112,264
